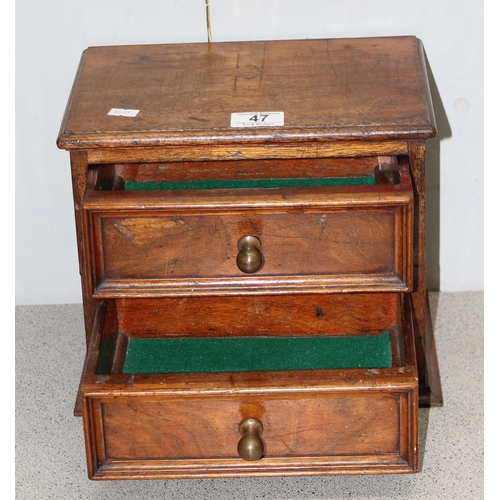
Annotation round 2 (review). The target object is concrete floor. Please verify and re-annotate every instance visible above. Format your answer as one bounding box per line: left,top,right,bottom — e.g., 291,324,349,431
16,291,483,499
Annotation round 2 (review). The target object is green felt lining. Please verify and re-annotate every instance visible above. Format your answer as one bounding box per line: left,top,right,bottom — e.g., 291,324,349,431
114,333,392,375
124,176,375,191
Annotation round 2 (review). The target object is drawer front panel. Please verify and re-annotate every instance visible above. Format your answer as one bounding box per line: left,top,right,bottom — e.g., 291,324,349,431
88,205,411,296
101,395,399,459
84,390,414,478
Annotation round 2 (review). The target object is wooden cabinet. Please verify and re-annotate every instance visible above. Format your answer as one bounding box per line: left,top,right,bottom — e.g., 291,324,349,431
57,36,442,480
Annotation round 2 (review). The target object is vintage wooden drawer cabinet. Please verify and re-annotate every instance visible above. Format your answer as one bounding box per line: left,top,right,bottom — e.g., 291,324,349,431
57,36,442,480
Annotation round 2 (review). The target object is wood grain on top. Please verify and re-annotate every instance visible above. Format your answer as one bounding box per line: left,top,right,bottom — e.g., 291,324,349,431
58,36,436,149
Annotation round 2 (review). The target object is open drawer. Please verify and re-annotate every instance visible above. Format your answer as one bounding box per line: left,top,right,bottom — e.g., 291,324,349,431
78,293,418,479
81,156,413,297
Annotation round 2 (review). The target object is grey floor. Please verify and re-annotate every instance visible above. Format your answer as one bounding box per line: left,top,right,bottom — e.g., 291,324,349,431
16,292,483,500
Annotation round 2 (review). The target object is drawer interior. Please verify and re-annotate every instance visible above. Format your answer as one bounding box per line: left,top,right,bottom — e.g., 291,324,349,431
93,293,406,376
89,155,404,192
109,333,392,374
77,293,418,480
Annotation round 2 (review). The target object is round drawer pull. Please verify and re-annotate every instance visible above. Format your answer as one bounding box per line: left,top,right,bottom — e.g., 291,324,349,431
237,417,264,461
236,235,262,274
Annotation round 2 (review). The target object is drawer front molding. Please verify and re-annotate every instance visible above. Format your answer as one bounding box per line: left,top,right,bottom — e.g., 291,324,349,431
83,390,416,479
84,188,413,297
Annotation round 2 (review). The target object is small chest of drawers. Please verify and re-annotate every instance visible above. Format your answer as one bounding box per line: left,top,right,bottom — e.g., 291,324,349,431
58,36,442,480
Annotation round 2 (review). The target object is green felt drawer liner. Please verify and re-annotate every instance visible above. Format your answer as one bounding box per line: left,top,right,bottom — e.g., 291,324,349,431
102,332,392,375
123,176,375,191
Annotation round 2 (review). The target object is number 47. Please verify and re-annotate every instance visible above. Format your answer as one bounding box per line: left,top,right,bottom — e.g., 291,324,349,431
249,114,269,122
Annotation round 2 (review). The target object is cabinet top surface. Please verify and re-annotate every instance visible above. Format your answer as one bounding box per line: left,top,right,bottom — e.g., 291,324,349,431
57,36,436,150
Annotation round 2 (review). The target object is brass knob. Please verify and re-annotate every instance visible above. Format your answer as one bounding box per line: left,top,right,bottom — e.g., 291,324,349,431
237,418,264,461
236,235,262,273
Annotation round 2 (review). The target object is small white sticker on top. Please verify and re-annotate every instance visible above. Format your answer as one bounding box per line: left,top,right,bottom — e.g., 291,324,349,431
108,108,140,117
231,112,284,128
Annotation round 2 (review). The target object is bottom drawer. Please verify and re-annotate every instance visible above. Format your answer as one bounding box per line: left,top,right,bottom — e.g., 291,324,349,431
79,294,418,479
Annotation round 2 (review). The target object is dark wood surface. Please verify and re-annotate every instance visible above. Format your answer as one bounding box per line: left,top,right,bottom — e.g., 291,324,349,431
114,157,379,183
57,36,435,150
58,36,442,480
116,293,401,338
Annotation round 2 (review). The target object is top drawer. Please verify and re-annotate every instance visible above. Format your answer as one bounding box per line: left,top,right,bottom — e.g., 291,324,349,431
82,157,413,297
